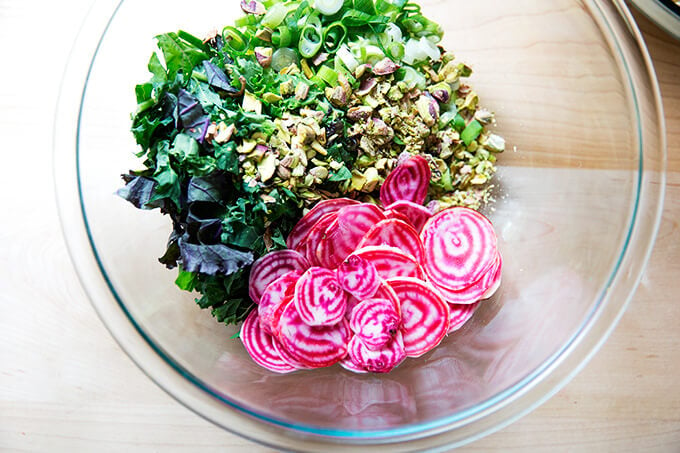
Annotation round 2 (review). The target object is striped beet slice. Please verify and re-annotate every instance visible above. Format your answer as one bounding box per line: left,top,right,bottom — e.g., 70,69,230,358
249,250,310,303
316,203,385,269
374,282,402,316
384,209,411,225
258,271,301,335
386,277,450,358
286,198,360,250
358,218,425,263
272,335,310,369
349,298,400,351
379,154,431,206
347,331,406,373
240,310,297,374
447,301,479,333
421,207,498,291
278,301,351,368
337,254,380,300
294,267,347,326
385,200,432,233
296,212,337,266
339,355,368,374
430,253,502,305
351,245,424,280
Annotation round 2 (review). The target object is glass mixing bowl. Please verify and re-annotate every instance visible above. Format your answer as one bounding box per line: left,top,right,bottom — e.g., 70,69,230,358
54,0,666,450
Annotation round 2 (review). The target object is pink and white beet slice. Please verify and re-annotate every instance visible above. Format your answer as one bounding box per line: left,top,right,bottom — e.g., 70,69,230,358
277,301,351,368
358,218,425,263
379,154,431,206
248,249,310,303
386,277,450,358
347,332,406,373
294,267,347,326
286,198,359,250
349,298,400,351
240,310,297,374
351,245,424,281
336,254,381,300
258,270,301,335
421,207,498,291
316,203,385,269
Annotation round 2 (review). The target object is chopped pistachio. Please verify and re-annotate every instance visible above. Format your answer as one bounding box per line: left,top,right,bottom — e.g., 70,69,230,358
357,77,378,96
309,166,329,181
239,139,257,154
415,94,440,127
362,167,381,192
347,106,373,122
255,47,273,68
350,170,367,192
242,91,262,114
329,160,343,171
372,58,399,75
387,85,404,101
470,173,488,185
276,165,291,179
255,27,273,42
429,82,452,103
311,140,327,156
263,92,283,103
295,82,310,101
258,153,278,182
279,79,295,97
296,123,316,145
215,122,236,144
484,134,505,153
474,108,494,124
240,0,266,15
291,164,306,177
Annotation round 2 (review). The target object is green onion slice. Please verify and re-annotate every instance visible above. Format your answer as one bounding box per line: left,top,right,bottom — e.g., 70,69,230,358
222,26,249,55
323,21,347,53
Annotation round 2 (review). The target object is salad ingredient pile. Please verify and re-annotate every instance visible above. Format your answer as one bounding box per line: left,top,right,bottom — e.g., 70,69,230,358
118,0,505,373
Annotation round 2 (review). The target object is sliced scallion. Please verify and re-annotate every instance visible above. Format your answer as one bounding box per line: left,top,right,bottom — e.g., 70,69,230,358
323,22,347,53
315,0,343,16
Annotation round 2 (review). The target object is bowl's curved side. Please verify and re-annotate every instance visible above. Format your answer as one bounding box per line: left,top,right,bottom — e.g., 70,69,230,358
54,0,666,451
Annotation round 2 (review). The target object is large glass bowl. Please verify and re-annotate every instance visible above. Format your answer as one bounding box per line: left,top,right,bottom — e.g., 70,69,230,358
54,0,666,450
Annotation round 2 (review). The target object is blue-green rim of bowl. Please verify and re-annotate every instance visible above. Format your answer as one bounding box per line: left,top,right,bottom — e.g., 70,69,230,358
75,0,645,442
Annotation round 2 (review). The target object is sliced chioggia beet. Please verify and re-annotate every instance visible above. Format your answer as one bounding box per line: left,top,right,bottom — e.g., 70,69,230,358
240,310,297,374
379,154,431,206
347,331,406,373
384,208,411,225
349,298,400,351
430,253,502,304
447,301,479,333
339,355,368,374
337,254,380,300
386,277,450,358
258,271,301,335
277,301,351,368
296,212,337,266
385,200,432,233
272,336,310,369
249,249,310,303
351,245,424,280
316,203,385,269
286,198,359,250
420,207,498,291
358,218,425,263
294,267,347,326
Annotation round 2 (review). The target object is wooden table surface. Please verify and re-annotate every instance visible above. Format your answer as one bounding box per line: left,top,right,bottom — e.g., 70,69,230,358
1,1,679,451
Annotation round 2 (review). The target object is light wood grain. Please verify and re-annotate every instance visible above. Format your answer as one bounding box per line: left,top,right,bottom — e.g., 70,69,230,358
1,1,680,452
